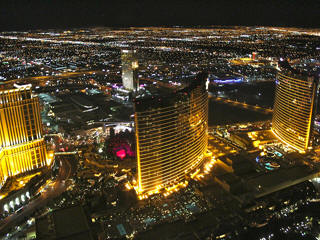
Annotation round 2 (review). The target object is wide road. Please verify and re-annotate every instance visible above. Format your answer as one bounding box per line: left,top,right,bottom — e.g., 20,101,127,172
5,70,105,85
0,155,77,236
6,70,178,89
209,94,273,115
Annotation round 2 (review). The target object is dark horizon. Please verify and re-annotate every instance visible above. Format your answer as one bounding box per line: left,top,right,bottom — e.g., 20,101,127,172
1,0,319,31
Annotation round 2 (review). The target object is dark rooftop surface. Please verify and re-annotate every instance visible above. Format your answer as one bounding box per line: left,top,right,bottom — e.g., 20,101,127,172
247,165,316,198
36,205,94,240
134,73,208,112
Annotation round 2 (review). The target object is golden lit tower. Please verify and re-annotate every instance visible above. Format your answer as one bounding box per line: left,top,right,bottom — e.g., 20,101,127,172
0,86,47,188
272,60,319,153
134,73,209,195
121,49,139,91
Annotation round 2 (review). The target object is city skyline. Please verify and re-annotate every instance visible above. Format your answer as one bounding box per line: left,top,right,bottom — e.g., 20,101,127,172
0,25,319,239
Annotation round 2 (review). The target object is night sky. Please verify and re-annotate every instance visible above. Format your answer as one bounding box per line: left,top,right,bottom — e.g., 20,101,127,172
0,0,319,31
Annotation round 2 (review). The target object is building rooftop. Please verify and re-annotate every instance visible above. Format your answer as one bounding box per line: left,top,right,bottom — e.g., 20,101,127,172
246,165,316,198
134,72,207,112
36,205,94,240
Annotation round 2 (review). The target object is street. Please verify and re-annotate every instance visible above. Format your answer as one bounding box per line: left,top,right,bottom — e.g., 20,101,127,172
0,155,77,236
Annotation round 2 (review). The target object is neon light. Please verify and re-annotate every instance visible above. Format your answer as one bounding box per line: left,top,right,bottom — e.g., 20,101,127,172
116,149,126,159
213,78,243,84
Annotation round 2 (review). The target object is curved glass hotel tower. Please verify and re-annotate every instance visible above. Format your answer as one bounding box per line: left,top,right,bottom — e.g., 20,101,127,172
134,74,208,195
0,86,47,188
272,61,319,153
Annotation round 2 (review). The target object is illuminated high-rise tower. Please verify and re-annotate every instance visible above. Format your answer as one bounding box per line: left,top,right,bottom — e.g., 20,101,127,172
121,49,139,91
0,86,48,188
272,60,319,153
134,73,208,195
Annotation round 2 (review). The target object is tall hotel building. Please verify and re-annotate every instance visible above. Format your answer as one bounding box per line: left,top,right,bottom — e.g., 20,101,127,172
134,73,208,194
0,86,47,188
272,60,319,153
121,49,139,91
